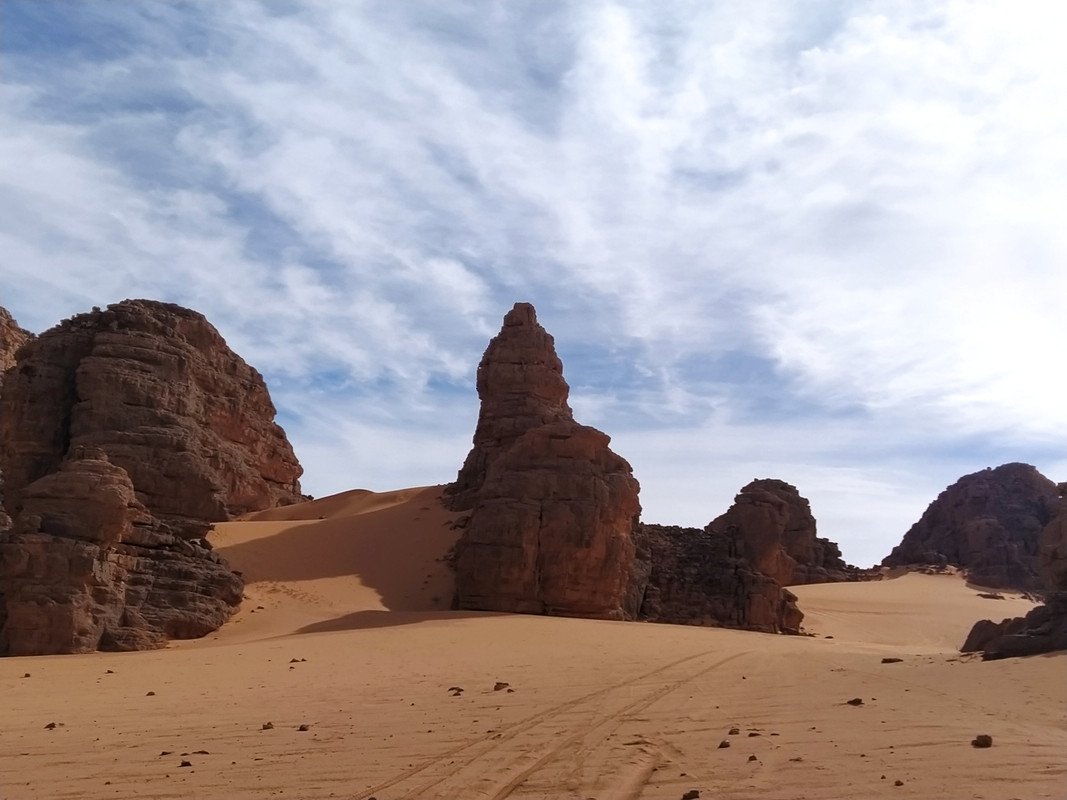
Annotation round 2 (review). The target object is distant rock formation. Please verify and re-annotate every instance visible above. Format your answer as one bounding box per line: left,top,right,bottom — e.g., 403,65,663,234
0,299,304,654
450,304,645,620
447,303,817,633
0,448,242,655
710,479,858,586
882,463,1058,590
638,523,803,634
962,482,1067,659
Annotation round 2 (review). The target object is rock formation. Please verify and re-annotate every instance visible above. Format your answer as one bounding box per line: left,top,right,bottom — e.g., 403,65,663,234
882,463,1058,590
638,523,803,634
0,306,34,532
0,448,242,655
450,303,645,620
709,479,857,586
1,299,304,654
2,299,304,537
962,482,1067,659
447,303,816,633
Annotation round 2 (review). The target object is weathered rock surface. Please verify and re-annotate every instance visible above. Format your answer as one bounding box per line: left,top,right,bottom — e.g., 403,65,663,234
448,302,809,633
450,304,644,619
638,523,804,634
1,299,302,654
454,421,644,619
0,448,242,655
2,299,304,537
710,479,858,586
444,302,573,512
882,463,1058,590
0,306,34,532
962,482,1067,659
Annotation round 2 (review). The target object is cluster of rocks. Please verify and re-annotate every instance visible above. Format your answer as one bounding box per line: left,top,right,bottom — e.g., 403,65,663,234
0,300,304,655
446,303,860,634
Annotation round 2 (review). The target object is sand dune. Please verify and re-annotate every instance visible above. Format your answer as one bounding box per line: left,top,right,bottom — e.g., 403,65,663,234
1,486,1064,800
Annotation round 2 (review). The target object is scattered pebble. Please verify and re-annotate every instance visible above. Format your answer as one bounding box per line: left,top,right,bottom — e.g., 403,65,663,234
748,755,758,762
262,722,274,730
971,734,993,748
728,727,740,736
748,731,761,737
846,698,864,706
180,760,192,768
717,739,730,749
44,722,57,730
493,681,510,691
894,779,904,786
881,657,903,664
193,750,209,755
789,757,804,762
22,673,30,678
681,790,700,800
297,724,310,732
146,691,156,696
160,751,172,756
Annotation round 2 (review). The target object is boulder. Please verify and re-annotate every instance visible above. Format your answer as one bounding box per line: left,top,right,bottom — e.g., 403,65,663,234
882,463,1058,590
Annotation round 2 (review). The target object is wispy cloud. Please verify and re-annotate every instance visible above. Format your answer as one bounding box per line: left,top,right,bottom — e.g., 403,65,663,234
3,1,1065,564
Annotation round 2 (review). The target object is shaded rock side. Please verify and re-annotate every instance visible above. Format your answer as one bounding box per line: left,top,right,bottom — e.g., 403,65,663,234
710,479,858,586
0,306,35,532
454,422,644,620
638,523,804,634
444,302,573,511
962,482,1067,659
1,299,304,538
0,449,242,655
882,463,1058,590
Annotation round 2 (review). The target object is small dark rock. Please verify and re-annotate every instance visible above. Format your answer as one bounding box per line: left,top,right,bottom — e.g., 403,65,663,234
180,760,192,768
22,673,30,678
261,722,274,730
846,697,864,706
717,739,730,749
493,681,510,691
748,731,761,737
881,657,903,664
193,750,209,754
681,791,700,800
160,751,172,756
297,724,310,731
748,755,758,762
146,691,156,696
44,722,57,730
971,734,993,748
894,779,904,786
106,669,114,674
728,727,740,735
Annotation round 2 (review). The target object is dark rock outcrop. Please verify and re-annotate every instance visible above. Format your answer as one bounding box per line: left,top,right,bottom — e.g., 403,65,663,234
710,479,858,586
450,304,645,620
2,299,304,537
1,299,303,654
638,523,803,634
962,482,1067,659
882,463,1058,590
0,448,242,655
0,306,34,532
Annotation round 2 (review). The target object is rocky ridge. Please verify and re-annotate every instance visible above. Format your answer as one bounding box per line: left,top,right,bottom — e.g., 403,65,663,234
1,299,303,654
882,463,1058,590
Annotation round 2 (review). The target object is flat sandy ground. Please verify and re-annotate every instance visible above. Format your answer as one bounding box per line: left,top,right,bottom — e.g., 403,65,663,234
2,486,1064,800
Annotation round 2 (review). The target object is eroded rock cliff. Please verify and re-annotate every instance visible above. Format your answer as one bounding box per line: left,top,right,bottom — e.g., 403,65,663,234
882,463,1058,590
0,299,303,654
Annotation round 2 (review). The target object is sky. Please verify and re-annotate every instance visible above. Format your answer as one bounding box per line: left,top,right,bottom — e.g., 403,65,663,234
2,1,1065,568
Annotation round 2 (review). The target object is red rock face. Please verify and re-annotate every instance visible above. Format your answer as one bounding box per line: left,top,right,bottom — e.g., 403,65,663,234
710,479,857,587
882,463,1058,590
0,299,302,654
0,449,242,655
1040,483,1067,592
1,299,304,537
449,303,645,619
0,307,34,532
444,302,573,511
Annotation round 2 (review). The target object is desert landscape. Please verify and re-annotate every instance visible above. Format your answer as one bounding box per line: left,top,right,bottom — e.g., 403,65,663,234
1,485,1064,800
1,301,1065,800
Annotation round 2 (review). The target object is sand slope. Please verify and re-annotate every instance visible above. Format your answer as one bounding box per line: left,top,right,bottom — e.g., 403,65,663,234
1,487,1064,800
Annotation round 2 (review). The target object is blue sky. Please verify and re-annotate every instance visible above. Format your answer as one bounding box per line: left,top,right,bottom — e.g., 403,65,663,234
3,1,1065,567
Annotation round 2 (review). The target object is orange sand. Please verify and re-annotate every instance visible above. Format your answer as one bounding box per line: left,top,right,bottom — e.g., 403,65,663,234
1,486,1063,800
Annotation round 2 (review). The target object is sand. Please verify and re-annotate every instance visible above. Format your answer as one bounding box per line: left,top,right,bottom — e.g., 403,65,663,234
1,486,1064,800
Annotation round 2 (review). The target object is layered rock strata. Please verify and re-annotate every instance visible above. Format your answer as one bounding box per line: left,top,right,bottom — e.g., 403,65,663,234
450,304,645,620
0,306,34,532
882,463,1058,590
962,482,1067,659
1,299,303,654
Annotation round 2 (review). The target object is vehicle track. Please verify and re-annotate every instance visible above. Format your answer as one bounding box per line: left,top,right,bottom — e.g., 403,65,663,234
355,648,749,800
